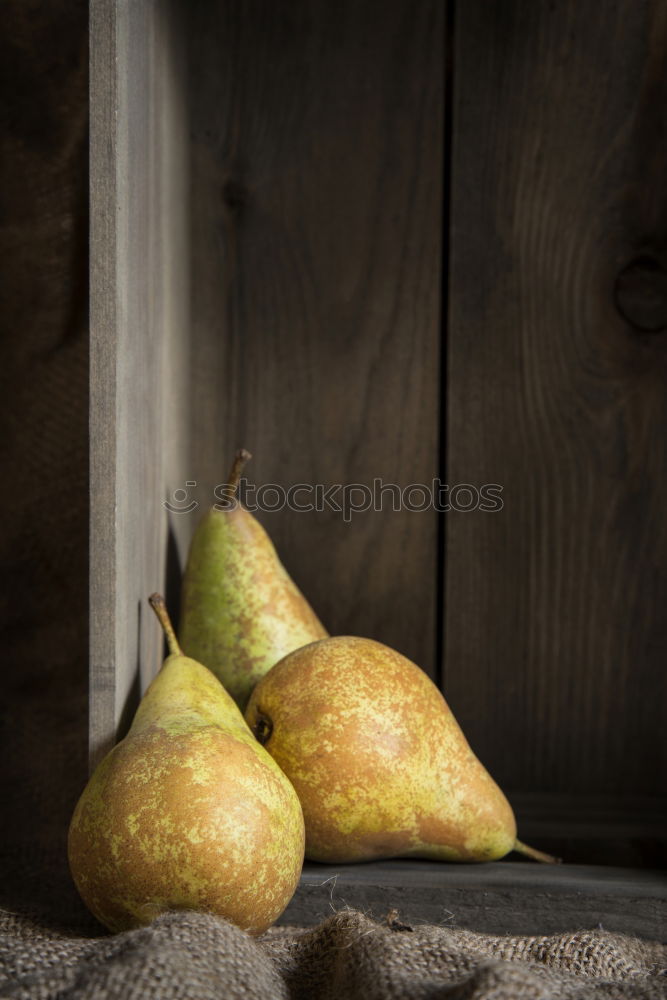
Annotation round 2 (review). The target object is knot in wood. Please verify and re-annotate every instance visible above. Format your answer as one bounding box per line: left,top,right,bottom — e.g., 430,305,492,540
614,255,667,333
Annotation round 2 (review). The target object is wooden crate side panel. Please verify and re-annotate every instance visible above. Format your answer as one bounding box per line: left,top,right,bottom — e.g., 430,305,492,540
89,0,191,764
444,1,667,795
89,0,118,766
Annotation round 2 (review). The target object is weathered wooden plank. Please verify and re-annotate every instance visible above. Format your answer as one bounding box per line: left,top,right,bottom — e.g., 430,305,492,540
444,1,667,795
280,861,667,939
89,0,120,766
512,792,667,868
89,0,191,764
186,0,443,675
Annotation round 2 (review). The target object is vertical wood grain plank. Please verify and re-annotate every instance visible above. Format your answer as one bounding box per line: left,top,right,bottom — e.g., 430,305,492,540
187,0,443,674
89,0,119,765
113,0,158,741
445,0,667,796
89,0,191,763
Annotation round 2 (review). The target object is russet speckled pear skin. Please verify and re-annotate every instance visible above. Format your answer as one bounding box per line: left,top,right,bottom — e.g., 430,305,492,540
179,503,327,709
245,636,517,864
68,650,305,934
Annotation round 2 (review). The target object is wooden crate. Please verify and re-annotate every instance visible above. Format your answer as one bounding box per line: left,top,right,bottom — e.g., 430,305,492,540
90,0,667,936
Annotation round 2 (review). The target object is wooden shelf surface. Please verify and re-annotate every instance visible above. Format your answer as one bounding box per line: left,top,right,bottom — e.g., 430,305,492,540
279,860,667,941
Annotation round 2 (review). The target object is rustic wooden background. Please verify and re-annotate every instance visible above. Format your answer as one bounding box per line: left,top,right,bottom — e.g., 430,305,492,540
187,0,443,679
186,0,667,800
92,0,667,859
444,2,667,811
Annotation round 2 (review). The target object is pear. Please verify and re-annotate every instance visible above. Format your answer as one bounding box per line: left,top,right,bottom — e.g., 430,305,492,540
179,449,328,710
245,636,558,865
68,595,305,934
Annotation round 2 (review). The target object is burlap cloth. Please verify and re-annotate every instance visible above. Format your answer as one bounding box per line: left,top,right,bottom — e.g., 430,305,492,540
0,3,664,998
0,906,664,1000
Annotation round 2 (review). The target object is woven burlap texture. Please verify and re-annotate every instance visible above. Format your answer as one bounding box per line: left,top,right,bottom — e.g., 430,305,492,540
1,907,665,1000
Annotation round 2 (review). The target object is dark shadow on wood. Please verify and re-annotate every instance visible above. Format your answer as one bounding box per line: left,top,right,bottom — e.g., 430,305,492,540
115,601,142,743
165,520,183,644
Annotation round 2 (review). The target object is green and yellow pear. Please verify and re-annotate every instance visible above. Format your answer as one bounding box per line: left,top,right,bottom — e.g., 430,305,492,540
245,636,558,865
68,595,305,934
179,449,328,710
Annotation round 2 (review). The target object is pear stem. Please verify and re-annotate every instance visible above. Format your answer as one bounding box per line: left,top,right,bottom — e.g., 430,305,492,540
148,594,182,657
227,448,252,498
513,839,562,864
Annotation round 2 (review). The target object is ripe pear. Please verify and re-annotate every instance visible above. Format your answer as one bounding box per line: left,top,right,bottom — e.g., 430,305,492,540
245,636,558,865
179,449,328,709
68,595,305,934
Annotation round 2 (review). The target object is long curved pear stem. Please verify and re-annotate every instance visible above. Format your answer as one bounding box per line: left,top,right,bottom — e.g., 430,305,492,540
227,448,252,498
513,838,562,864
148,593,182,657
